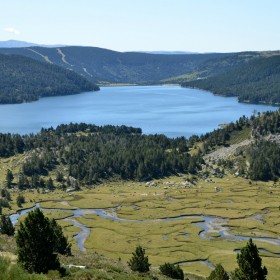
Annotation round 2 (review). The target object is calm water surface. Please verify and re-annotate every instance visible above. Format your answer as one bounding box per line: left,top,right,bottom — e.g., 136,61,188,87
0,86,277,137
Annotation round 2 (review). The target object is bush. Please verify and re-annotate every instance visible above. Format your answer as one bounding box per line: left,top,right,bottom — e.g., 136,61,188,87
0,256,46,280
160,263,184,279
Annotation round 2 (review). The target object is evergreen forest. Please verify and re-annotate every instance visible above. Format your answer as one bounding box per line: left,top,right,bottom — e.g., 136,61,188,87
0,54,99,104
182,55,280,104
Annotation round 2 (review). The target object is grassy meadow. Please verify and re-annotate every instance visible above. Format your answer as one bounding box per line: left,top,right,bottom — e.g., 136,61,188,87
2,166,280,279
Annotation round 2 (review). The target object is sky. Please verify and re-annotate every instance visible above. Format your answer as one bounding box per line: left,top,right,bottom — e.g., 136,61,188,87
0,0,279,53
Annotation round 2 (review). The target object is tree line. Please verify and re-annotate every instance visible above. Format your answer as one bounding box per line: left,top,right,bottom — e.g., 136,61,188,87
0,123,202,185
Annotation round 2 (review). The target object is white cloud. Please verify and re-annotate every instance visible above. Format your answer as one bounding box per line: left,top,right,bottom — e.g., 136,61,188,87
3,27,21,35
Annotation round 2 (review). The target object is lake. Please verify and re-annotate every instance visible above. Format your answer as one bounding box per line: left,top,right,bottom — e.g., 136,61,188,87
0,86,277,137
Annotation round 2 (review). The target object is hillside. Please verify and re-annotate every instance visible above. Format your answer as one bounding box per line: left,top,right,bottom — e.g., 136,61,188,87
198,109,280,181
1,45,280,104
0,46,240,84
161,51,268,84
181,55,280,105
0,53,99,104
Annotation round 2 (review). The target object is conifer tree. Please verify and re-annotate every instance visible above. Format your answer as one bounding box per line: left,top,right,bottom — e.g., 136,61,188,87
16,208,71,273
0,215,14,236
128,246,150,273
50,219,71,256
233,238,267,280
208,264,229,280
6,169,14,188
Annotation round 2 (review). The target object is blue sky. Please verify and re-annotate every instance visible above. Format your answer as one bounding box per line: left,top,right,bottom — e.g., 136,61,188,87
1,0,279,52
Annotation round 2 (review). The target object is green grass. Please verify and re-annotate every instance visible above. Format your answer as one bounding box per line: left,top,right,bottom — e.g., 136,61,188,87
2,174,280,279
227,126,252,145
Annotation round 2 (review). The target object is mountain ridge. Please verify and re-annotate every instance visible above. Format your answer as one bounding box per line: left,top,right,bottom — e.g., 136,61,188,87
0,39,66,48
0,45,258,85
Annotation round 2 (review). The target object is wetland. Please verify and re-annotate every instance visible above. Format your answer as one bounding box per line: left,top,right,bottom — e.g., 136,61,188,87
6,175,280,279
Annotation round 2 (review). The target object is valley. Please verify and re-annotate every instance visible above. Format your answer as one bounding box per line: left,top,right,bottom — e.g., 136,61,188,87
1,1,279,279
2,175,280,279
0,109,279,279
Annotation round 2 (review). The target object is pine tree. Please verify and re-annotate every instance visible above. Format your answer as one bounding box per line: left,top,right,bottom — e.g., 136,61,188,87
50,219,71,256
16,194,25,207
128,246,150,273
0,215,14,236
46,178,54,190
208,264,229,280
16,208,71,273
233,238,267,280
1,188,11,201
6,169,14,188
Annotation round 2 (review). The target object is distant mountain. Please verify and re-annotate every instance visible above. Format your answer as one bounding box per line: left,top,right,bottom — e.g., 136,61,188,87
1,44,279,105
0,40,65,48
0,53,99,104
139,51,199,55
0,46,235,84
182,54,280,104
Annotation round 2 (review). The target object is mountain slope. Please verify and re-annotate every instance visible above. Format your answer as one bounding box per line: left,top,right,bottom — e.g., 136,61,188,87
0,53,99,104
182,55,280,104
0,46,234,84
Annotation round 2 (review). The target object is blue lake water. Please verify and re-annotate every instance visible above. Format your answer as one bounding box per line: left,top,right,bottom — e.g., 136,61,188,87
0,86,277,137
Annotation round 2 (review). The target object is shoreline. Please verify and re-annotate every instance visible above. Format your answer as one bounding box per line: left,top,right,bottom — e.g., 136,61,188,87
181,85,280,107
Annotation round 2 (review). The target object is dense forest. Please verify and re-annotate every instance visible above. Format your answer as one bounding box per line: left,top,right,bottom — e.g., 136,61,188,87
0,123,202,185
0,54,99,104
0,111,280,184
182,55,280,105
248,140,280,181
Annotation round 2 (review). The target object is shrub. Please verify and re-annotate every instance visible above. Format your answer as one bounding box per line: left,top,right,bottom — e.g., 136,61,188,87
160,263,184,279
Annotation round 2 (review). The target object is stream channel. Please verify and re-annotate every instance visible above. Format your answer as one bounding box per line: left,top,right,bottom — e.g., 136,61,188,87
10,203,280,268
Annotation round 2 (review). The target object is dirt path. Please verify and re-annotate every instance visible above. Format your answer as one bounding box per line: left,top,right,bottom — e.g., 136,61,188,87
83,67,93,77
27,48,53,64
57,48,73,66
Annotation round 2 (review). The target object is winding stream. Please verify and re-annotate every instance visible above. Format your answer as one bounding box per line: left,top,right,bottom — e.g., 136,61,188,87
10,203,280,262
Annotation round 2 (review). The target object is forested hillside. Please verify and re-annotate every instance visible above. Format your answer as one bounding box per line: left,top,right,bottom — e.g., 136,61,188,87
162,51,266,84
0,54,99,104
0,46,238,84
182,55,280,104
200,109,280,181
2,46,280,105
0,110,279,186
0,123,202,186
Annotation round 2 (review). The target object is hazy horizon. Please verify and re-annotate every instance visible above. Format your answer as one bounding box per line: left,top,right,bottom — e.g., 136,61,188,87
1,0,280,53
